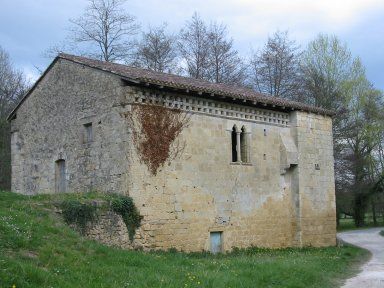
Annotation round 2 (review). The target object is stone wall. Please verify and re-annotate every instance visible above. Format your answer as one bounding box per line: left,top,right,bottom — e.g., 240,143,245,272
10,59,130,195
121,87,336,251
291,112,336,247
11,59,336,251
85,210,144,250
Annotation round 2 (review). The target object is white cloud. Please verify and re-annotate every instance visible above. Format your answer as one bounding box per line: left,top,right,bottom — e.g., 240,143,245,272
1,0,382,88
127,0,384,54
190,0,384,27
204,0,384,36
21,66,40,84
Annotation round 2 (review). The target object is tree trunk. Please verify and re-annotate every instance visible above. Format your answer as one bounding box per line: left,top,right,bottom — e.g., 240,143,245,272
336,213,340,227
354,193,367,227
371,200,377,226
382,207,384,224
0,120,11,190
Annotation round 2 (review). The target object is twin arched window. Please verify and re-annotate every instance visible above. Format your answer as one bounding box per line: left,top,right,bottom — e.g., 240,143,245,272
231,125,249,163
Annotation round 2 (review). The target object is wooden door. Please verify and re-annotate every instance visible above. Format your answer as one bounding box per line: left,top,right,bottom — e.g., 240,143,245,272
210,232,222,254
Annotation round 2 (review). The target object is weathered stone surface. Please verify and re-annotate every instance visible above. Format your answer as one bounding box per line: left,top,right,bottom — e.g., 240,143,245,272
10,58,336,251
85,210,145,250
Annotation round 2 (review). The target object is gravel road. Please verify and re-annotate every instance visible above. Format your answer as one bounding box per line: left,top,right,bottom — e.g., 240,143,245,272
338,227,384,288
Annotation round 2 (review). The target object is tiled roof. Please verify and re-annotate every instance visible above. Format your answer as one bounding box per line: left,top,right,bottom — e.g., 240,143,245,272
58,54,334,116
7,53,334,121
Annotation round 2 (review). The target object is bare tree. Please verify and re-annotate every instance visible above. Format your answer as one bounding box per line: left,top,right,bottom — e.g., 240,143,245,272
69,0,139,62
178,13,210,79
207,22,246,85
132,24,179,73
178,13,246,85
0,47,28,118
43,41,79,60
250,31,301,100
0,46,29,190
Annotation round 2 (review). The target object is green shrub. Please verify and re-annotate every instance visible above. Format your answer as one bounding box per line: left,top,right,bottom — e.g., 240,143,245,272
61,200,98,234
110,195,142,241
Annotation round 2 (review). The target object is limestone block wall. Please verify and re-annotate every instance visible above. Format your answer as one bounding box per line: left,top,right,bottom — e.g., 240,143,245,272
290,112,336,247
10,59,130,195
85,210,146,250
124,89,299,251
122,89,336,251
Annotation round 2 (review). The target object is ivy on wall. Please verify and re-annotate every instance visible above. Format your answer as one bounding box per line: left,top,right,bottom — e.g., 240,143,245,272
60,194,142,241
61,200,98,234
110,195,142,241
122,104,190,175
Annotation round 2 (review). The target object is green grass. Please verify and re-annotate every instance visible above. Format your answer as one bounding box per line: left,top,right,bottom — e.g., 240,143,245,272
0,191,369,288
337,217,384,232
338,218,356,231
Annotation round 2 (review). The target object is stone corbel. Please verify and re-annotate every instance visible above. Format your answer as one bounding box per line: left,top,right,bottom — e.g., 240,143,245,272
279,130,298,174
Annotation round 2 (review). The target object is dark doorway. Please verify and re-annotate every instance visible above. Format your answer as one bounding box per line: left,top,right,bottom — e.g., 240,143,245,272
55,159,66,193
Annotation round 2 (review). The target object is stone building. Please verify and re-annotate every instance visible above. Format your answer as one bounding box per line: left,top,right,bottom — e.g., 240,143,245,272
8,54,336,252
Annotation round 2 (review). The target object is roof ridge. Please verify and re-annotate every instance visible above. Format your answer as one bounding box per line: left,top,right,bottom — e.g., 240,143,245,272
8,53,334,121
58,53,258,93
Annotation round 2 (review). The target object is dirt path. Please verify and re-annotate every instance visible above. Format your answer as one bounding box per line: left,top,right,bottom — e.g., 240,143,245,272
337,227,384,288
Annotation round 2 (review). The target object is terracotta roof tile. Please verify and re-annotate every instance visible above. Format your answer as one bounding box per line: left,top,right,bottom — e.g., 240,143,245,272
58,53,334,116
7,53,334,121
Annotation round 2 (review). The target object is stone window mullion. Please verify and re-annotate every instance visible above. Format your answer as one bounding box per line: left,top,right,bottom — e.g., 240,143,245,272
236,131,241,163
246,132,251,163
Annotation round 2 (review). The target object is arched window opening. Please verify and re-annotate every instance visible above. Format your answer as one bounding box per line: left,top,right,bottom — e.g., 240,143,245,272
231,125,238,162
240,126,248,163
55,159,66,193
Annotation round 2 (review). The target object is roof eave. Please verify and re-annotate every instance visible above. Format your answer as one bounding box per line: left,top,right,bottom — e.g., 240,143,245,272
6,56,61,121
121,78,336,117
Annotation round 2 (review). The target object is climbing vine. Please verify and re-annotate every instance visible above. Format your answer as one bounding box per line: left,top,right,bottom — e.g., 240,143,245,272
110,195,142,241
60,194,142,241
122,103,190,175
61,200,98,234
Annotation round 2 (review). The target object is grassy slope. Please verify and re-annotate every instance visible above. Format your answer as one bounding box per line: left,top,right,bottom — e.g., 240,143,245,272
0,191,369,288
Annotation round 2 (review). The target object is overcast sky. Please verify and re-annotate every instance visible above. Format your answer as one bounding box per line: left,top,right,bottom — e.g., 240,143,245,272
1,0,383,90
